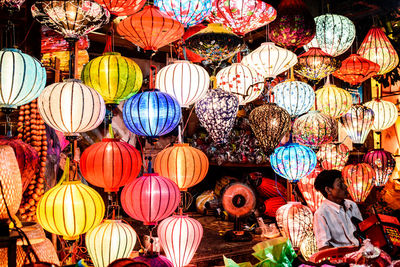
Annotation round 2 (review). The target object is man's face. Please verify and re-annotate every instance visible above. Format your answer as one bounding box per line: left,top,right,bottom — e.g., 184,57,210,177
328,177,347,200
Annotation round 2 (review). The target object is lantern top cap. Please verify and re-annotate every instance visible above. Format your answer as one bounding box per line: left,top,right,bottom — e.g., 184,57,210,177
173,60,191,64
63,78,83,83
261,42,277,46
144,5,159,10
173,143,189,147
102,52,121,56
1,48,21,53
62,180,82,185
102,138,120,142
103,219,122,223
143,173,159,176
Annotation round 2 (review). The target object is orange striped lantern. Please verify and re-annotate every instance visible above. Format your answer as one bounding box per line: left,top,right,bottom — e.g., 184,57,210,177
342,163,375,203
298,165,325,212
316,142,350,171
94,0,146,16
255,177,287,199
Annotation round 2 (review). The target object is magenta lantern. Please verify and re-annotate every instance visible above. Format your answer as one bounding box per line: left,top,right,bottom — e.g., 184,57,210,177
363,149,395,188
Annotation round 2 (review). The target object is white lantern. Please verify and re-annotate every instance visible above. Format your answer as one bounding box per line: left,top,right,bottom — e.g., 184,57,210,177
156,60,210,107
364,99,398,132
340,104,375,145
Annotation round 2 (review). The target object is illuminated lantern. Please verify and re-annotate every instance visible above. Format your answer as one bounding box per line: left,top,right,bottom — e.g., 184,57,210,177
80,138,142,192
123,91,182,137
342,163,375,203
364,99,398,132
0,145,22,220
316,142,350,171
276,202,313,248
363,149,395,187
340,105,375,145
242,42,298,80
263,197,287,217
272,80,315,117
158,215,203,267
38,79,106,136
315,83,353,119
155,61,210,108
154,143,209,191
121,173,180,225
36,180,105,240
358,26,399,75
0,48,46,109
94,0,146,16
154,0,211,27
270,143,317,183
82,52,143,104
195,88,239,144
0,0,25,10
249,103,291,155
208,0,276,36
300,234,318,261
298,165,325,213
216,63,264,105
333,54,380,86
173,24,206,63
86,220,137,267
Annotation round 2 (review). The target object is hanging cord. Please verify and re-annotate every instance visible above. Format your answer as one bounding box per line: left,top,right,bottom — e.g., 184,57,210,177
67,39,77,79
274,173,287,202
149,65,157,90
103,22,114,54
19,21,35,48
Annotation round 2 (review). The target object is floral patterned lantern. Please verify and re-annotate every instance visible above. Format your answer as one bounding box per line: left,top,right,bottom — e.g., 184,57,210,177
315,83,353,119
316,142,350,171
342,163,375,203
94,0,146,16
298,165,325,213
364,99,398,132
340,105,375,145
363,149,395,187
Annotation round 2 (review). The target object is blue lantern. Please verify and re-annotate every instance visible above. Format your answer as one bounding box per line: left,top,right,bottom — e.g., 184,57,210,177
270,142,317,182
0,48,46,109
123,91,182,137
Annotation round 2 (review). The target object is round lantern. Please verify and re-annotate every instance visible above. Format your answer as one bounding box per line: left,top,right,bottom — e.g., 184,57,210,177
94,0,146,16
117,5,184,51
316,142,350,171
363,149,395,187
300,234,318,261
342,163,375,203
154,0,211,27
263,197,287,217
86,220,137,267
38,79,106,135
358,26,399,75
270,143,317,183
364,99,398,132
195,88,239,144
298,165,325,213
241,42,298,80
0,48,46,109
158,215,203,267
36,180,105,240
80,138,142,192
249,103,291,155
315,83,353,119
276,202,313,248
340,105,375,145
208,0,276,36
82,52,143,104
154,143,209,191
272,80,315,117
121,173,180,225
123,91,182,138
155,61,210,108
333,54,380,86
133,254,173,267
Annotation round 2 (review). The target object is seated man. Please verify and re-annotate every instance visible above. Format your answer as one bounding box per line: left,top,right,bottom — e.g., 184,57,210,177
313,170,363,250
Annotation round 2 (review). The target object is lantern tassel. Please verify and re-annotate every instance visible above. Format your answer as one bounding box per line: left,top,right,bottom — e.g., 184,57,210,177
103,22,114,54
109,124,114,138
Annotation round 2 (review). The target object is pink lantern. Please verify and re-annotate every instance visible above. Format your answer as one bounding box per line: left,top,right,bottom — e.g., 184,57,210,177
316,142,350,171
298,165,325,212
363,149,395,188
158,215,203,267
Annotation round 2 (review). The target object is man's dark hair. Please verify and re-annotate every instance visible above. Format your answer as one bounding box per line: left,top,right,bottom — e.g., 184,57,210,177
314,170,342,198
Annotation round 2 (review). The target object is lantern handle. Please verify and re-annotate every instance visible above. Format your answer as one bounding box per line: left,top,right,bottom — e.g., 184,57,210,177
149,65,157,89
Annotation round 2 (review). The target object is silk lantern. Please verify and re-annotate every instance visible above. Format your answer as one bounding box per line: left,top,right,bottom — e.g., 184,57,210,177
80,138,142,192
340,105,375,145
315,83,353,119
154,143,209,191
123,91,182,137
255,177,287,199
36,180,105,240
300,234,318,261
86,220,137,267
38,79,106,135
82,52,143,104
342,163,375,203
208,0,276,36
363,149,395,187
121,173,180,225
263,197,287,217
0,48,46,109
195,88,239,144
158,215,203,267
316,142,350,171
364,99,398,132
155,61,210,107
249,103,291,155
94,0,146,16
298,165,325,213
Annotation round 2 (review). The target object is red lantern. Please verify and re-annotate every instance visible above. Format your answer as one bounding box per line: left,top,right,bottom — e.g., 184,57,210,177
94,0,146,16
255,177,287,199
263,197,287,217
342,163,375,203
121,173,180,225
316,142,350,171
363,149,395,188
298,165,325,213
80,138,142,192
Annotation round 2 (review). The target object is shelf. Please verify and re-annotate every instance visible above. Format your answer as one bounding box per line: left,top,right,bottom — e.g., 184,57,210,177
210,162,270,167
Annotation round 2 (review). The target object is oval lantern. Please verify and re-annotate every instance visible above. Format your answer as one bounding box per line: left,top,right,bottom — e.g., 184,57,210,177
38,79,106,136
155,61,210,108
340,104,375,145
316,142,350,171
86,220,137,267
298,165,325,213
121,173,180,225
36,180,105,240
154,143,209,191
363,149,395,187
364,99,398,132
342,163,375,203
158,215,203,267
263,197,287,218
315,83,353,119
82,52,143,104
123,91,182,137
80,138,142,192
94,0,146,16
0,48,46,109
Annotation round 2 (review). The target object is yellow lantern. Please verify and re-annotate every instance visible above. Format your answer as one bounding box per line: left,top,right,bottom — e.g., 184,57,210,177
364,99,398,132
315,83,352,119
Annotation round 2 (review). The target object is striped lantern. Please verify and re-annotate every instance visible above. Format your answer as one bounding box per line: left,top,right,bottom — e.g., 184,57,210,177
155,61,210,108
364,99,398,132
158,215,203,267
121,173,180,225
263,197,287,217
86,220,137,267
315,83,353,119
298,165,325,213
255,177,287,199
316,142,350,171
300,233,318,261
340,104,375,145
94,0,146,16
154,143,209,191
363,149,395,187
80,138,142,192
342,163,375,203
38,79,106,136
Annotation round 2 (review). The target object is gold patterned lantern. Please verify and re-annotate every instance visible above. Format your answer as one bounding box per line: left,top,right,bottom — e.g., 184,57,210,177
300,233,318,261
364,99,398,132
315,82,353,119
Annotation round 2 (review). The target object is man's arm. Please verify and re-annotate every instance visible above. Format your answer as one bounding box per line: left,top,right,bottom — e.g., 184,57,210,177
314,212,332,250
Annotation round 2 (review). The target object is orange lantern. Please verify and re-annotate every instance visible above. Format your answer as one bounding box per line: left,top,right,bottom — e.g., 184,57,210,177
94,0,146,16
342,163,375,203
298,165,325,213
